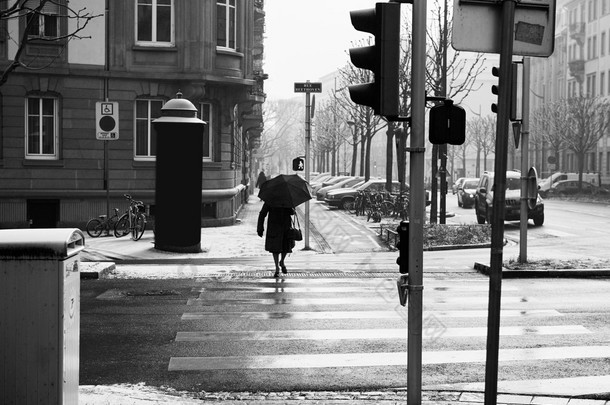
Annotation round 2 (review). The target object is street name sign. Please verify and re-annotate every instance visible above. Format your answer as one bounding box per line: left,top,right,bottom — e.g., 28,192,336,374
452,0,556,56
95,101,119,140
294,82,322,93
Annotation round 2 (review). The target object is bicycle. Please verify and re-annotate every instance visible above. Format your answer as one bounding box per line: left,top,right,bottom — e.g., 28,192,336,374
114,194,147,241
86,208,121,238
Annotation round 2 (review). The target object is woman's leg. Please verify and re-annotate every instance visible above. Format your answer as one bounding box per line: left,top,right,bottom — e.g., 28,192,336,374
272,253,280,276
280,252,288,273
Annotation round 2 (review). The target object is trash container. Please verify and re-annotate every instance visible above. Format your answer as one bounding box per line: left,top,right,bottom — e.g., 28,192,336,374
0,228,85,405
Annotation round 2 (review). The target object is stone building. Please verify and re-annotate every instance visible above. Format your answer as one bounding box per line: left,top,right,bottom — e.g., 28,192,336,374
0,0,266,228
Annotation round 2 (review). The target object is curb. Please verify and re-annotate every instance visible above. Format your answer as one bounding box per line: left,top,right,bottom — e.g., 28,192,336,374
80,261,116,279
474,262,610,278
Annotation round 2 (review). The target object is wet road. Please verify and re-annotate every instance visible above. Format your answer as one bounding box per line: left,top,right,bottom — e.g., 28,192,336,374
80,274,610,396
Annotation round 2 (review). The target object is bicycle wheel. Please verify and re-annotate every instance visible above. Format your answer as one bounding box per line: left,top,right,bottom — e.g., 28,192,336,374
86,218,103,238
344,199,356,214
380,201,394,217
114,214,130,238
131,213,146,241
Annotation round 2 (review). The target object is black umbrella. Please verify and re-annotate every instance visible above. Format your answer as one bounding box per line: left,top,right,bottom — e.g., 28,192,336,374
258,174,312,208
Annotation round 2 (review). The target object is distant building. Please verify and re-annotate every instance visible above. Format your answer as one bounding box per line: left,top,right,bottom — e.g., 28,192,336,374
0,0,266,228
530,0,610,182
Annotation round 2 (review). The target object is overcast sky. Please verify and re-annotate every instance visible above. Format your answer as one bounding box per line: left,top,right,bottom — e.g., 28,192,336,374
262,0,497,113
263,0,375,100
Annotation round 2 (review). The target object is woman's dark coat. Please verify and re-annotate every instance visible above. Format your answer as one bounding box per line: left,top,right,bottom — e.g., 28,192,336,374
256,171,267,188
257,202,295,253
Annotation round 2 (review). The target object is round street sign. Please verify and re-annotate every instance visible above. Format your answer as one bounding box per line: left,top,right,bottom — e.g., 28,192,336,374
99,115,116,132
547,155,556,164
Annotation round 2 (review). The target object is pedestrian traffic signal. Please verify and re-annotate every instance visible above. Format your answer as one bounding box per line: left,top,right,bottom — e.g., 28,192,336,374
428,101,466,145
348,2,400,117
491,64,519,121
292,157,304,171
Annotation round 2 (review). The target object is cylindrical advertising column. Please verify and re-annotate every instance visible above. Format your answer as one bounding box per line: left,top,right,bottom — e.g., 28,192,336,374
153,92,206,253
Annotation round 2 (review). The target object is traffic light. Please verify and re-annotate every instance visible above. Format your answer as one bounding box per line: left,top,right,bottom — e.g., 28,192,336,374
396,221,409,273
292,157,304,171
348,2,400,117
428,101,466,145
491,64,519,121
396,220,409,307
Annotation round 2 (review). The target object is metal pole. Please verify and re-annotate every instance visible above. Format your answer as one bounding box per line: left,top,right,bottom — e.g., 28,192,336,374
304,90,311,250
485,0,516,403
519,58,531,262
408,0,426,402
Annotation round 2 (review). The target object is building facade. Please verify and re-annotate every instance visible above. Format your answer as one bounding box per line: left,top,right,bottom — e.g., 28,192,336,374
530,0,610,182
0,0,266,229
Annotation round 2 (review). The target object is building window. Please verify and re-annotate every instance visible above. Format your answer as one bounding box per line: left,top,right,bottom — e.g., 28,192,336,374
26,97,57,159
199,103,213,160
601,71,605,95
217,0,236,50
602,32,606,56
135,99,164,159
586,73,596,96
25,0,60,38
136,0,174,46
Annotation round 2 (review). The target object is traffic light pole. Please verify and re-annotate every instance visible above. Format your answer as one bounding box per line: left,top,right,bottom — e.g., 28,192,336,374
485,0,516,403
407,0,427,402
304,90,311,250
519,57,531,262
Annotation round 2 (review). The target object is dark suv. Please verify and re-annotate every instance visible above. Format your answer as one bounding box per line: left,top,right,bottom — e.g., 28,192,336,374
474,170,544,226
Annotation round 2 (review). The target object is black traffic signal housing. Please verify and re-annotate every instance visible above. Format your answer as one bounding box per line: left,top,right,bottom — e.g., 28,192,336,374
292,157,304,171
348,2,400,117
396,221,409,306
491,63,519,121
428,101,466,145
396,221,409,273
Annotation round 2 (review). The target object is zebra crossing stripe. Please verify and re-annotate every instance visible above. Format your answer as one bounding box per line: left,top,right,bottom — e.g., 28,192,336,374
168,345,610,371
181,309,562,320
174,325,589,341
186,296,535,306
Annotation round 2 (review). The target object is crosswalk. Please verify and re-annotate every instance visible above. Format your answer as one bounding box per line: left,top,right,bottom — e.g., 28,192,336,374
168,275,610,397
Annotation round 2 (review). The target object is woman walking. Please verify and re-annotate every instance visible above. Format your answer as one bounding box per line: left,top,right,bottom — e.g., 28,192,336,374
257,202,295,277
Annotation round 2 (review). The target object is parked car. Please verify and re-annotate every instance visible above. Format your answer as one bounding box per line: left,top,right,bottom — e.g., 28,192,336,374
311,175,350,194
474,170,545,226
316,177,364,201
456,178,479,208
547,180,609,196
538,172,600,197
308,174,333,194
324,179,401,209
452,177,465,195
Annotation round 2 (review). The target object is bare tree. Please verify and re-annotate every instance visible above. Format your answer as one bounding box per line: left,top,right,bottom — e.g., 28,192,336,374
425,0,485,103
533,96,609,189
468,115,495,176
260,99,302,170
563,96,610,187
0,0,101,86
531,100,569,173
337,40,386,182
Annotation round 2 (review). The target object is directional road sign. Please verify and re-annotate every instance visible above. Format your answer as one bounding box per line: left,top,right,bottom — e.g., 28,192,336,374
294,82,322,93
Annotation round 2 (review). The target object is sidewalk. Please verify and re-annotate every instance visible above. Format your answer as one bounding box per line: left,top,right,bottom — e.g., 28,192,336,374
81,195,610,279
79,384,610,404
